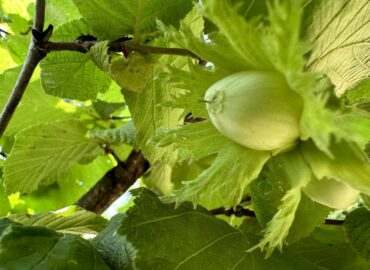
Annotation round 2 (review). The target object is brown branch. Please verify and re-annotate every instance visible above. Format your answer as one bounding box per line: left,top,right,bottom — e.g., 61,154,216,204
34,0,46,32
39,40,200,60
210,207,345,226
0,0,47,138
76,150,149,214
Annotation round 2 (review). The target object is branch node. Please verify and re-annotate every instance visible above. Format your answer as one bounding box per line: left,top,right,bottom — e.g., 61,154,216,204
32,24,54,54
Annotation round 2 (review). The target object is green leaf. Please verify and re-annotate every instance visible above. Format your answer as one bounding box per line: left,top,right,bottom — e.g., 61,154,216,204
160,62,226,119
119,188,324,270
45,0,81,27
166,143,270,209
157,121,232,162
0,33,29,64
301,140,370,195
1,0,33,19
337,111,370,148
20,155,115,213
345,78,370,106
0,67,73,136
93,214,136,270
92,100,125,119
91,121,136,146
40,19,111,100
8,206,107,234
292,73,347,156
305,0,370,95
123,72,183,164
0,46,17,74
122,7,206,165
0,178,10,217
0,224,109,269
159,7,250,72
264,0,306,74
289,225,370,270
5,13,29,34
249,149,315,256
202,0,272,70
0,219,18,235
250,188,302,256
72,0,194,40
344,208,370,261
4,120,103,194
250,151,330,246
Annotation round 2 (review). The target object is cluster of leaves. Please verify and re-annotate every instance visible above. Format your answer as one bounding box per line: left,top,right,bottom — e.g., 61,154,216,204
0,0,369,269
1,189,370,269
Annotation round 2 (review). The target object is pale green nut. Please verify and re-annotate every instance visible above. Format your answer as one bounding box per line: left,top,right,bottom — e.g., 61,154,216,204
205,71,303,152
303,176,360,209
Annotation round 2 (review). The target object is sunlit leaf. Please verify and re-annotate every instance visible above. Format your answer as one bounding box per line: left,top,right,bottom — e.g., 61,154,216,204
4,120,103,194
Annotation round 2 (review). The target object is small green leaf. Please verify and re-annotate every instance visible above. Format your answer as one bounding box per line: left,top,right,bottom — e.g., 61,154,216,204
166,143,270,209
344,208,370,261
202,0,272,70
159,7,249,72
40,19,111,100
156,121,232,163
250,187,302,257
8,206,107,234
249,149,313,256
250,150,330,246
92,100,125,119
4,120,103,194
337,111,370,148
93,214,136,270
91,121,136,147
345,78,370,106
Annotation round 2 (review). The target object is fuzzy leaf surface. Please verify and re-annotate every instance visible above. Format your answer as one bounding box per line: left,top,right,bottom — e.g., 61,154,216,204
8,206,107,234
4,120,103,194
93,214,136,270
305,0,370,95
